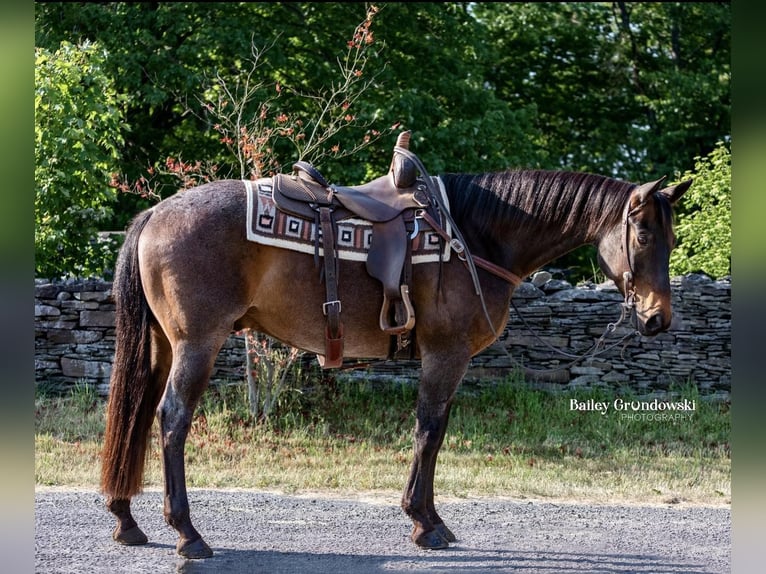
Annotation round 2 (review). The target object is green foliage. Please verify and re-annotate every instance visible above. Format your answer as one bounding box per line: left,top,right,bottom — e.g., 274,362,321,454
473,2,730,182
35,40,128,278
670,140,731,278
34,3,730,278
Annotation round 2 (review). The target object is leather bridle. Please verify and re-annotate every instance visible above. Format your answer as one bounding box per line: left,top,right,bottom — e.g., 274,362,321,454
500,196,649,377
621,193,646,312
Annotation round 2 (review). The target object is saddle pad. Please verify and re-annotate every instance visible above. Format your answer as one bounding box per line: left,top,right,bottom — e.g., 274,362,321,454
245,178,452,263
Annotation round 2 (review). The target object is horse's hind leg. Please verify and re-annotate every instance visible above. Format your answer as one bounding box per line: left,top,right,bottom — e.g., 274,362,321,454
107,498,148,545
106,324,171,546
402,351,468,549
157,338,226,559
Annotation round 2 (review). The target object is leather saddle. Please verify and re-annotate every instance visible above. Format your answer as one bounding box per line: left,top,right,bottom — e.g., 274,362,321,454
270,131,440,368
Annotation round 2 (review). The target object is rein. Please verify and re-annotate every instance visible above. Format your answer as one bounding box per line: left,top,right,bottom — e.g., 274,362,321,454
503,289,641,376
394,146,515,336
500,193,644,376
394,147,644,355
348,177,647,374
419,172,645,375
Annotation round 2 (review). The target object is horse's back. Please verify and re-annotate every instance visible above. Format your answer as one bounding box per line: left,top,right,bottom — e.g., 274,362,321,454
133,178,507,361
134,180,391,357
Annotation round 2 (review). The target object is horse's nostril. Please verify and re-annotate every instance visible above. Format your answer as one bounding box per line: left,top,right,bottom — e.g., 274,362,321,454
644,313,667,335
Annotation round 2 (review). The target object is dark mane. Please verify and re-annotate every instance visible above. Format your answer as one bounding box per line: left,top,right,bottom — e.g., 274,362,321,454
440,170,635,240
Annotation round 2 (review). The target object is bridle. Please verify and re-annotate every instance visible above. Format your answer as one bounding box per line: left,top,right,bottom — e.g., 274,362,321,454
379,148,654,371
502,192,650,376
621,190,646,312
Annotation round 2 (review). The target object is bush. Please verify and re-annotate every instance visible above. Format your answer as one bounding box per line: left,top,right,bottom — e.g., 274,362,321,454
669,141,731,278
35,41,128,278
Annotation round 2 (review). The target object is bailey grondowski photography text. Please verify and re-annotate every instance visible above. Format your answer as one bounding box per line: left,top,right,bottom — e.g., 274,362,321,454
569,397,697,422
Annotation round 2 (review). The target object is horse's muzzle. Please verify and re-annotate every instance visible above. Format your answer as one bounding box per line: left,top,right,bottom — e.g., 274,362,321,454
640,312,670,336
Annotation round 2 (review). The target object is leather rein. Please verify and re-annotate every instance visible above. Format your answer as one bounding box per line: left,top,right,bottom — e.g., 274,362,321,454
393,147,522,337
503,192,645,375
405,156,645,372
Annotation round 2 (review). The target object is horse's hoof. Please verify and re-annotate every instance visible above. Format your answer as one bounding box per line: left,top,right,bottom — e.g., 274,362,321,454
435,522,457,543
412,527,449,550
177,536,213,559
112,525,148,546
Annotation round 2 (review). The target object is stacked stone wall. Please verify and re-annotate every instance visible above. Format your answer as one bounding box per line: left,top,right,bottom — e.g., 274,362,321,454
34,274,730,400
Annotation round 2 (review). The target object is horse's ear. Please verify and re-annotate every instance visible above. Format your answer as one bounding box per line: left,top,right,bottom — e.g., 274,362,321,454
659,179,692,205
631,177,666,209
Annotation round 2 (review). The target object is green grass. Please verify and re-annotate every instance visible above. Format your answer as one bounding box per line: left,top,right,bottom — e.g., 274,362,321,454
35,375,730,505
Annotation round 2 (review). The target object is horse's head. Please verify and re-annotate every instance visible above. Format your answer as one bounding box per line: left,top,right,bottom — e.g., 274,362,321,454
597,177,692,336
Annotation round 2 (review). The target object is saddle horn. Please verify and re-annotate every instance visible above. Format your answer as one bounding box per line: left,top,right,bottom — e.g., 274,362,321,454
391,130,416,188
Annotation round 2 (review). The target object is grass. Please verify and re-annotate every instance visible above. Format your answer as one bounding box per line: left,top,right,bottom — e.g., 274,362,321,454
35,374,730,506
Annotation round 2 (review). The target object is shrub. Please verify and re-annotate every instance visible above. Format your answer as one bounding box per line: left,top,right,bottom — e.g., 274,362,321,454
669,141,731,278
35,41,128,278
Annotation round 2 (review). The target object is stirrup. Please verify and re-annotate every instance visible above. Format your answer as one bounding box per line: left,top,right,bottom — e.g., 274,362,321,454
379,285,416,335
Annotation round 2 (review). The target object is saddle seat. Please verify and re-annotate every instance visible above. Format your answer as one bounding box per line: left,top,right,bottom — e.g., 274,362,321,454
272,153,428,223
269,131,438,368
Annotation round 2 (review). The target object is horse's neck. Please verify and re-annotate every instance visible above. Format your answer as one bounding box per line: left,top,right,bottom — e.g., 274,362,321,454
501,203,621,280
510,227,593,279
446,171,626,282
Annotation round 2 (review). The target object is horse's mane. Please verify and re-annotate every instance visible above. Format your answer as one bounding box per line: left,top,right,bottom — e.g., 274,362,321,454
440,170,636,240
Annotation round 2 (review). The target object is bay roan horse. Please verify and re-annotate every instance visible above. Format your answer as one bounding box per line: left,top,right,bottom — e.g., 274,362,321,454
100,146,691,558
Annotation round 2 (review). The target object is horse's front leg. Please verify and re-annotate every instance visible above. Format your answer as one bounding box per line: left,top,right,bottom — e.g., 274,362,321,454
158,345,217,559
402,353,467,549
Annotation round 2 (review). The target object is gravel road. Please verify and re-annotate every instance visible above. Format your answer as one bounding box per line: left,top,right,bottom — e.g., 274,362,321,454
35,487,730,573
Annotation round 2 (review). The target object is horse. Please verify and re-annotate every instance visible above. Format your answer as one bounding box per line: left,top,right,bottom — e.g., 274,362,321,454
100,141,691,559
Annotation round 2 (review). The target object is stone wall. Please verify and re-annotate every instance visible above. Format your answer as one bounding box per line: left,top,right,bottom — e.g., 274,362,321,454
34,274,730,400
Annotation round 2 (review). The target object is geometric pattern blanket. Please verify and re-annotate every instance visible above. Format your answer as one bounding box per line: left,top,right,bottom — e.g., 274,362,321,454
244,177,452,264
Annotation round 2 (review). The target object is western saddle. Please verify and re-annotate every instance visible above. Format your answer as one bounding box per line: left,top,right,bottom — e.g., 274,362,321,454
271,131,444,368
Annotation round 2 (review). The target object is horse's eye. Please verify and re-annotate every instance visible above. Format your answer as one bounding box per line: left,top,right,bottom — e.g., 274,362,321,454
637,233,649,246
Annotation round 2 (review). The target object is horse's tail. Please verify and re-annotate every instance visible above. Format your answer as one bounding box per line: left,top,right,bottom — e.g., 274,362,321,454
100,208,164,500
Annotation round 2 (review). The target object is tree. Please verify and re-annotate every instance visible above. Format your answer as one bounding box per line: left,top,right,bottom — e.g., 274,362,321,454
472,2,730,181
34,3,730,281
669,140,731,278
35,40,128,278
